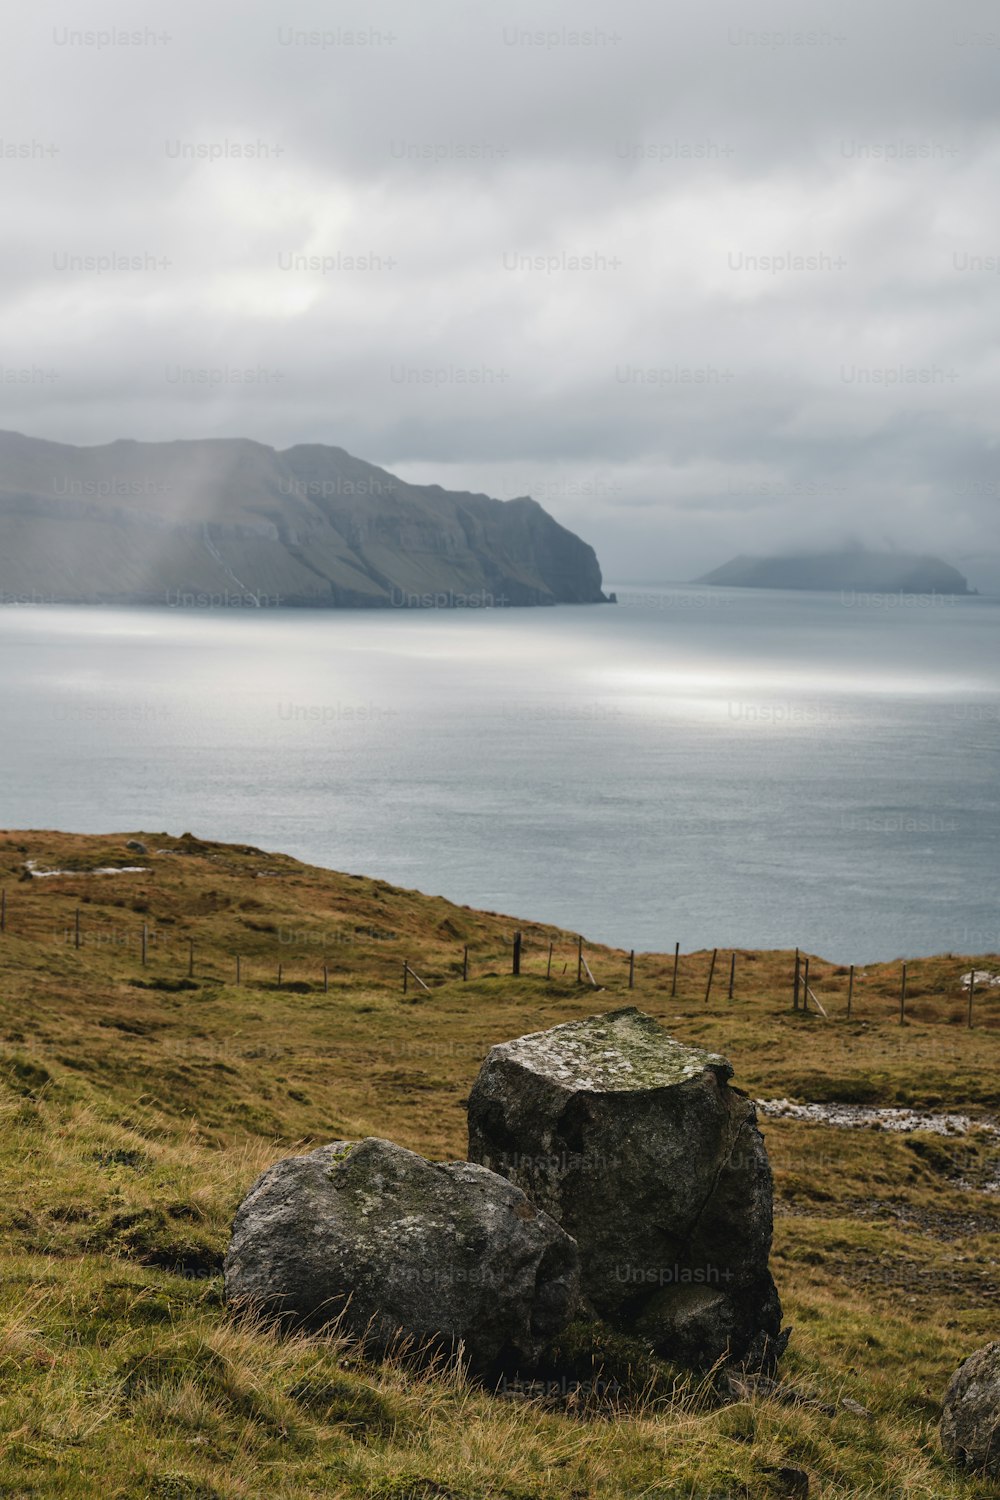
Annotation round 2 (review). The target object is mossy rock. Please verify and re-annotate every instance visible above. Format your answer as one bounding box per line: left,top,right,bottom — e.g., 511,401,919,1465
224,1137,580,1373
468,1008,787,1371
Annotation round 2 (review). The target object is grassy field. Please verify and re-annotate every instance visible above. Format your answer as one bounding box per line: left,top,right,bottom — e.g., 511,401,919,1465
0,829,997,1500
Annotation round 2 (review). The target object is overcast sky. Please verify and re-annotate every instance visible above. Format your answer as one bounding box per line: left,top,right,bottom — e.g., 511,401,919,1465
3,0,999,586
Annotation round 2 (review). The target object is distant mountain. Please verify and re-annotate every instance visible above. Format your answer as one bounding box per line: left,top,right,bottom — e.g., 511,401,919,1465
696,548,972,595
0,431,608,608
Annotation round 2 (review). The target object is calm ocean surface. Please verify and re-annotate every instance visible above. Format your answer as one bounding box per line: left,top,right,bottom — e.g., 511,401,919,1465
3,586,998,963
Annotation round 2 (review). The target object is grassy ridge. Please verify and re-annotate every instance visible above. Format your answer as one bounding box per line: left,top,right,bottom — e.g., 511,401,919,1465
0,829,998,1499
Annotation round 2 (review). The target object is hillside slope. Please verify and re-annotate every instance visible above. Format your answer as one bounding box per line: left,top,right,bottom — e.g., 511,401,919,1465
0,831,997,1498
0,430,608,607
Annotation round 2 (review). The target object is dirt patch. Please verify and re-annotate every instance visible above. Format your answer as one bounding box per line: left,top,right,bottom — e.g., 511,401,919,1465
777,1197,1000,1237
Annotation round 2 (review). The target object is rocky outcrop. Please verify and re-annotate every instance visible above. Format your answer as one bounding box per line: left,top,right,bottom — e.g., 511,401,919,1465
0,429,608,607
467,1007,787,1370
941,1342,1000,1479
223,1136,580,1373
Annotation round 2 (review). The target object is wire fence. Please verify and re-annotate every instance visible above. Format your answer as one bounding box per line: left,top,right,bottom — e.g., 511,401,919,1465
0,890,996,1025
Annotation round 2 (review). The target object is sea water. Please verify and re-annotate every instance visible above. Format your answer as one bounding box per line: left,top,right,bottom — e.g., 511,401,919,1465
2,585,997,962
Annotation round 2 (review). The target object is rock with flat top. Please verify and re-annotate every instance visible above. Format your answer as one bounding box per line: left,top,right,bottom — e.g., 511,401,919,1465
467,1007,787,1369
224,1136,579,1373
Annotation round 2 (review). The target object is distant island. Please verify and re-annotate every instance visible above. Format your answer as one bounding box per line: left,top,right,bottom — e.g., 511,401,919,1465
696,548,973,595
0,430,608,608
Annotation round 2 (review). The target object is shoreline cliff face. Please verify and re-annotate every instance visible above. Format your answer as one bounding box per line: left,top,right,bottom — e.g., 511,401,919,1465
0,431,608,607
696,548,972,595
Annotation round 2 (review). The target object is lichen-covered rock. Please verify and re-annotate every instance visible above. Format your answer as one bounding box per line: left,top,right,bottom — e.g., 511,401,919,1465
467,1007,787,1370
223,1136,580,1373
941,1342,1000,1478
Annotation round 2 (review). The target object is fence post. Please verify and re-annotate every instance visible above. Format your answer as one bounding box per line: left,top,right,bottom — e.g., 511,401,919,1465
323,963,328,993
793,948,800,1011
847,964,854,1019
728,952,735,1000
628,950,635,989
577,935,583,985
968,968,976,1029
704,948,717,1004
671,942,679,998
546,942,553,980
277,963,282,988
462,945,468,981
512,931,522,977
403,960,408,995
899,963,907,1025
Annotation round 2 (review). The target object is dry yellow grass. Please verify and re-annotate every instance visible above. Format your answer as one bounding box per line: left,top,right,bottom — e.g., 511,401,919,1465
0,829,997,1498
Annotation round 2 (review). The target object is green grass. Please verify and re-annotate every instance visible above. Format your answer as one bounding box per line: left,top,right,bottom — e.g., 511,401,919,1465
0,829,997,1498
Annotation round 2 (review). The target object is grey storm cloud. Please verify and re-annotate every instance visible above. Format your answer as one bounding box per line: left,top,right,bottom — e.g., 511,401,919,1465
1,0,999,586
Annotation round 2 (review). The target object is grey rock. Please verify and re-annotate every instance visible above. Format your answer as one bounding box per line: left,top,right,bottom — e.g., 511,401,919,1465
126,840,148,854
634,1273,785,1372
757,1464,809,1498
941,1341,1000,1478
223,1136,579,1373
467,1007,786,1369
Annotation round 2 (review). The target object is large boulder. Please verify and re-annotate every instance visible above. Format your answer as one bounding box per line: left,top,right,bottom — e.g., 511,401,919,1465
467,1007,787,1369
224,1136,580,1373
941,1342,1000,1479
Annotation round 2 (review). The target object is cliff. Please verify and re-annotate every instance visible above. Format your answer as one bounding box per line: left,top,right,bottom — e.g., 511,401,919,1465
0,430,608,607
